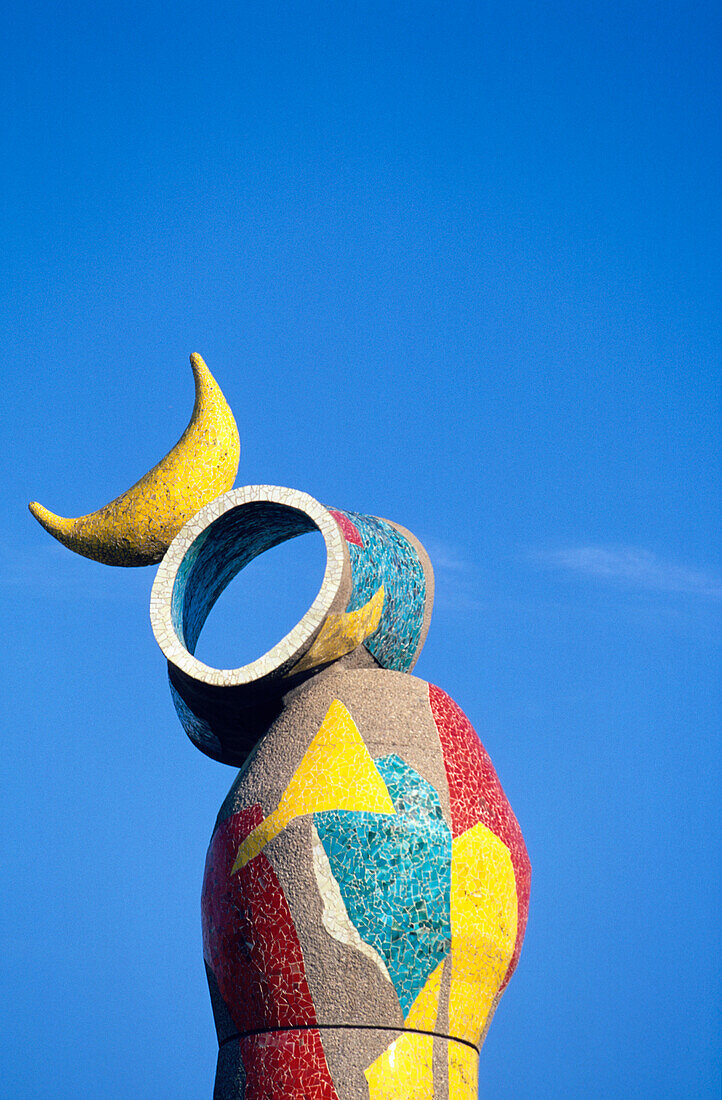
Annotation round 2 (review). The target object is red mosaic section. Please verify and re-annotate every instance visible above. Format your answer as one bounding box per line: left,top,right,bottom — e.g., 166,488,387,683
240,1030,341,1100
328,509,364,547
428,682,531,989
201,806,318,1033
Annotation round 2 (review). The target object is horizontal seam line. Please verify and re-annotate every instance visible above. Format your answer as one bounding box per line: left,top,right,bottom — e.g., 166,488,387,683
218,1023,479,1053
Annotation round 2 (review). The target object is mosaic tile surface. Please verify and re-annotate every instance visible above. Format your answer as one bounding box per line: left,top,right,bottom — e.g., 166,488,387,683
365,1030,435,1099
148,484,530,1097
239,1030,340,1100
202,805,319,1033
429,682,531,992
332,510,428,673
152,487,347,695
328,509,363,547
315,753,452,1017
310,822,393,984
171,500,318,654
150,487,433,763
364,959,442,1096
448,1043,480,1100
232,699,396,872
449,822,517,1045
288,585,384,675
197,670,529,1096
195,673,531,1096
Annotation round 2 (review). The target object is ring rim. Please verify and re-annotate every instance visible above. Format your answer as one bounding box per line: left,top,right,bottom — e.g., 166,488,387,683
150,486,346,688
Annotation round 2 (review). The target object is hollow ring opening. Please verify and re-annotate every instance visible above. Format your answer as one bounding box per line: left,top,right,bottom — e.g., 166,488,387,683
150,486,346,687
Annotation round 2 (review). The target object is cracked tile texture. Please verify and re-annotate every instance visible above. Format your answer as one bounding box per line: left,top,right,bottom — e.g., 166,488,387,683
153,486,530,1098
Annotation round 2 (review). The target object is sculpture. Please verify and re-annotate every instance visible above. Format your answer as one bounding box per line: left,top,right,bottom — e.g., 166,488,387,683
30,356,530,1099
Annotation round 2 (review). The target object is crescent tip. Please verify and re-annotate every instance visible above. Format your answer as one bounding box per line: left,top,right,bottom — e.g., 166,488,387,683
188,352,217,410
28,501,74,540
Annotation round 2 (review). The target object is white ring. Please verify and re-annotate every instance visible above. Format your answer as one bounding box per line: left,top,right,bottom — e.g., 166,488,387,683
150,486,346,687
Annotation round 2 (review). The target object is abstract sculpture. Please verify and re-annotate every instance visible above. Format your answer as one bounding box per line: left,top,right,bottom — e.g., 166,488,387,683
30,356,530,1099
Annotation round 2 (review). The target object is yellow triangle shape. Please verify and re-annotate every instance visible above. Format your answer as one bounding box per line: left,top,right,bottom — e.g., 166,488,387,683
233,699,395,872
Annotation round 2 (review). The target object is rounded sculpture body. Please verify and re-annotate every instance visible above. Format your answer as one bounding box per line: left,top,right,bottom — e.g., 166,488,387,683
150,486,530,1099
203,667,529,1099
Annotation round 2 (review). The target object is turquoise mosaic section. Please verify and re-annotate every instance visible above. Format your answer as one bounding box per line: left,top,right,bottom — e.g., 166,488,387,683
335,511,426,672
314,755,452,1017
170,502,316,653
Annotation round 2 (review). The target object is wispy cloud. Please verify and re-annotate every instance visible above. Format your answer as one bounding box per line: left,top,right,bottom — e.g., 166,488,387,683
535,545,722,599
421,537,471,574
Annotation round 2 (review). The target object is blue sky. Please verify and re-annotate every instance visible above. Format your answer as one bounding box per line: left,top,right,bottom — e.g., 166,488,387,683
2,1,720,1096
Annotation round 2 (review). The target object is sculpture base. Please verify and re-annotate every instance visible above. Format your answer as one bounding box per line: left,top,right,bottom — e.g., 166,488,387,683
213,1025,480,1099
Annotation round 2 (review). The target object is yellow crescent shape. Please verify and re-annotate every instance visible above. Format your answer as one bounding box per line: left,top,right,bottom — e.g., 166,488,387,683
28,353,240,566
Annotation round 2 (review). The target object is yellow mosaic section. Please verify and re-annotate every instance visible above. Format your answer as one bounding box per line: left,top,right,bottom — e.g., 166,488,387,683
365,960,443,1099
28,353,240,566
232,699,395,872
287,585,384,675
449,822,518,1047
448,1043,479,1100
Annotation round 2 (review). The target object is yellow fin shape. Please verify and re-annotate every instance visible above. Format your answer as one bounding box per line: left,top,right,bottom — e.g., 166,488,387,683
449,822,518,1049
405,957,444,1032
287,585,385,674
365,1034,434,1099
232,699,395,872
364,960,443,1099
